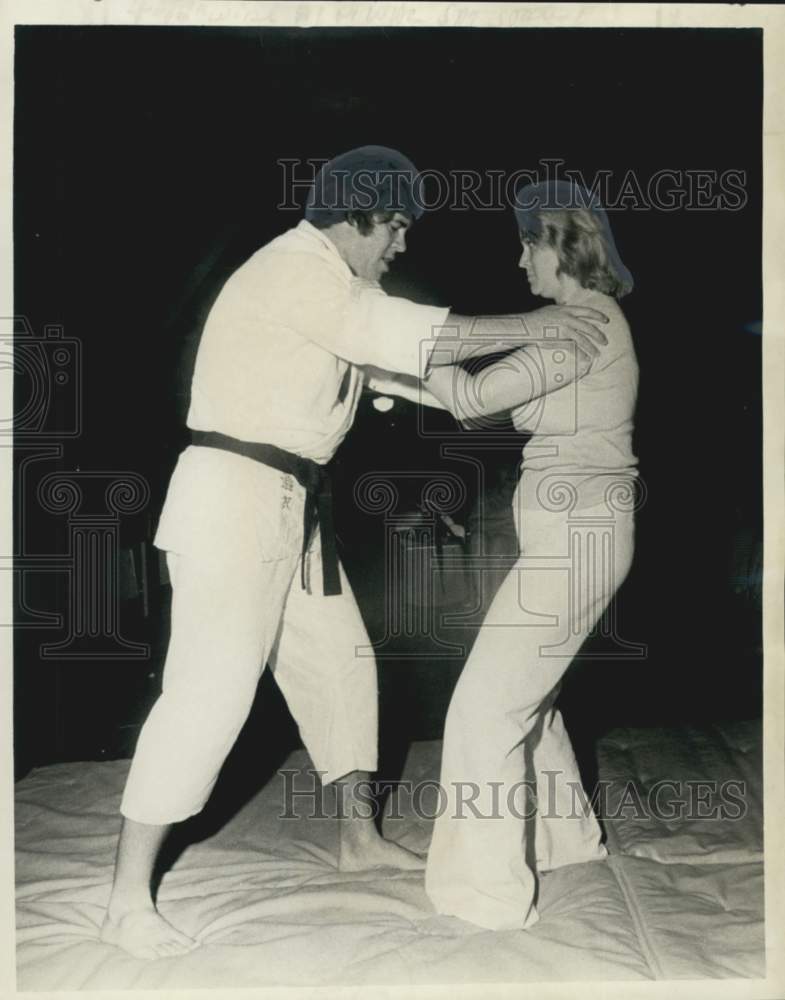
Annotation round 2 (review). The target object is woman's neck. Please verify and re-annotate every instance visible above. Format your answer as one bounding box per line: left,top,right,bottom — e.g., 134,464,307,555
554,275,593,306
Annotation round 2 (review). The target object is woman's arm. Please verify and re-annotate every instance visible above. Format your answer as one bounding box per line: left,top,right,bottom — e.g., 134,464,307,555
424,342,592,421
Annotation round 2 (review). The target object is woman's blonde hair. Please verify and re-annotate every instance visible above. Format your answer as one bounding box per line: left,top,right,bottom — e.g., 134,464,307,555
521,208,633,300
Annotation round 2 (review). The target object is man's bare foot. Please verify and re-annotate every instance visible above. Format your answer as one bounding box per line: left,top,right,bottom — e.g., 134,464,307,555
100,906,198,960
338,824,426,872
333,771,425,872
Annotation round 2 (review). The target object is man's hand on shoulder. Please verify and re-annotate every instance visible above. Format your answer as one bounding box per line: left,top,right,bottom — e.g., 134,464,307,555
521,304,609,361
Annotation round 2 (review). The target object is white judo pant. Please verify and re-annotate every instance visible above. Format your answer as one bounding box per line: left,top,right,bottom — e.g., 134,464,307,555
121,446,378,825
425,486,634,930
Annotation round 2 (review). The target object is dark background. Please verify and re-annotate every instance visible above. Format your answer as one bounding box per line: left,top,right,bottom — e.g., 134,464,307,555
13,27,763,786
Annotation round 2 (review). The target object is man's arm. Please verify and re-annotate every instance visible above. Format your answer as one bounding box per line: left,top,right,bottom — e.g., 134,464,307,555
424,341,593,421
429,305,609,368
344,281,609,378
364,366,449,409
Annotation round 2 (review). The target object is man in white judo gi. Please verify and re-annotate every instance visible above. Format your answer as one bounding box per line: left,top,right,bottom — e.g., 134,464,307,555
100,146,609,959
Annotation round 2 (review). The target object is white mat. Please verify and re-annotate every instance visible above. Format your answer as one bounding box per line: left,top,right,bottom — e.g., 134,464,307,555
16,722,764,989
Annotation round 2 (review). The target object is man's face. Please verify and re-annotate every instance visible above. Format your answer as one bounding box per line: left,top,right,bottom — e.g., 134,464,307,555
347,211,411,281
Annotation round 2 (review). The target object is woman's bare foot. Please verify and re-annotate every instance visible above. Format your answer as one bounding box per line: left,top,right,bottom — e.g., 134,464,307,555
100,905,198,960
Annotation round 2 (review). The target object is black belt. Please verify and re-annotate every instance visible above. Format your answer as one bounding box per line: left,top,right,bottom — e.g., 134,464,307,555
190,430,341,596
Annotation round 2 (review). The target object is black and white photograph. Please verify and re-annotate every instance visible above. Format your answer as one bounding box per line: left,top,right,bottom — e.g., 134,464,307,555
4,2,784,996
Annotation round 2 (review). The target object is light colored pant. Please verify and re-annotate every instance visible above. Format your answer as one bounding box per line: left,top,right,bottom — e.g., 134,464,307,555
121,447,378,825
425,491,634,930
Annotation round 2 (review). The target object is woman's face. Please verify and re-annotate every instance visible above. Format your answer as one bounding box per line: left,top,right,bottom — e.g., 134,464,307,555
518,235,562,301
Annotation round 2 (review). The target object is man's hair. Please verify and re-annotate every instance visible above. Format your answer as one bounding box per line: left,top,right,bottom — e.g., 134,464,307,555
305,146,423,228
521,208,633,299
308,208,404,235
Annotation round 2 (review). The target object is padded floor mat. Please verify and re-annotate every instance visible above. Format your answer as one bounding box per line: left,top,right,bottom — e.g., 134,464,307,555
16,721,764,989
